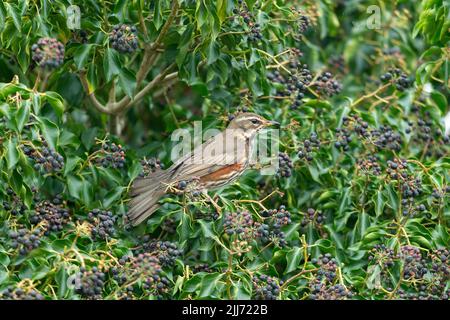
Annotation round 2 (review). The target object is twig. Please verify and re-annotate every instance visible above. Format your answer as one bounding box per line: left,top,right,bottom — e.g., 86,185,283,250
78,71,113,115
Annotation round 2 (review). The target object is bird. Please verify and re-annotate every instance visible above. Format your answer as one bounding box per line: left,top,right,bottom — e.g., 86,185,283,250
127,112,279,226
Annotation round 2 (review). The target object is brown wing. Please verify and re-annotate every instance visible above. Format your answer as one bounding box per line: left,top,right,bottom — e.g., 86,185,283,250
168,129,249,182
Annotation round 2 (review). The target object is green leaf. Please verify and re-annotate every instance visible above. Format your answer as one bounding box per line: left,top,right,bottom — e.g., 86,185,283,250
118,69,136,98
37,118,60,150
4,3,21,31
285,247,302,273
15,100,30,132
104,48,121,82
44,91,65,117
103,186,125,208
6,137,19,170
73,44,94,70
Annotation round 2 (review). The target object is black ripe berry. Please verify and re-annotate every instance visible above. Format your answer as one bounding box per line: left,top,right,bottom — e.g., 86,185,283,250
75,267,106,299
301,207,325,227
110,24,139,53
96,142,126,169
223,211,255,239
9,227,43,255
256,206,291,248
88,209,116,240
112,253,171,299
22,141,64,173
138,239,183,267
277,152,293,178
30,198,70,235
357,155,382,176
252,274,281,300
314,72,342,97
380,68,412,91
2,188,26,216
298,132,321,161
31,37,65,69
0,286,44,300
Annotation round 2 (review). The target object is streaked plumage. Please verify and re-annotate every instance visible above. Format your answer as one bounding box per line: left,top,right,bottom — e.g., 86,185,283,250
127,113,278,226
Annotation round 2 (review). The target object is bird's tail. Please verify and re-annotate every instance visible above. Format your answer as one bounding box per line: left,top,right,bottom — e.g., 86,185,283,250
127,169,170,226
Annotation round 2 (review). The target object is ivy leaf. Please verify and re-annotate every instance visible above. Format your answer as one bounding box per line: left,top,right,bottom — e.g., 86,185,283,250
43,91,65,117
285,247,302,273
118,69,136,98
73,44,94,70
6,137,19,170
15,99,30,132
4,3,21,31
104,48,121,82
37,118,60,150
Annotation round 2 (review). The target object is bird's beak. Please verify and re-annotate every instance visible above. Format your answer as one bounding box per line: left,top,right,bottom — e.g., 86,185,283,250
266,120,280,127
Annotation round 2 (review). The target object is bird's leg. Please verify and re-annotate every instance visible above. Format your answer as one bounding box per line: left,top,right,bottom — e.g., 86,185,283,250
202,190,222,217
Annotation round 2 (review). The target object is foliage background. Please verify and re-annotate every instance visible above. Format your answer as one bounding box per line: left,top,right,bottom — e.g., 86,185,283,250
0,0,449,299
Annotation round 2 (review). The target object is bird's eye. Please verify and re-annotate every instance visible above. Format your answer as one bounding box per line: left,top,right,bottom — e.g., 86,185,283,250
251,119,260,124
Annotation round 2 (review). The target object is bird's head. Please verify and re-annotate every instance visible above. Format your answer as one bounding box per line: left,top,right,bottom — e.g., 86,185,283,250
227,113,279,136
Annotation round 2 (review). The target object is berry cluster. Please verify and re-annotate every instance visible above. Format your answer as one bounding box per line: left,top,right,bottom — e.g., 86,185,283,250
139,239,182,267
261,206,292,227
380,68,412,91
87,209,116,240
313,72,342,97
96,142,126,169
387,159,423,200
297,132,321,162
401,246,425,280
169,178,202,197
109,24,139,53
371,125,403,152
368,245,449,299
431,186,450,204
307,254,352,300
256,206,291,248
291,7,314,34
74,267,106,299
267,62,312,109
9,227,43,255
30,198,70,235
297,14,312,33
356,155,382,176
301,208,325,228
139,158,165,178
311,254,338,282
335,115,404,152
232,0,262,42
112,253,170,299
223,211,255,239
31,37,65,69
2,188,26,216
22,142,64,173
0,287,44,300
368,244,399,268
406,111,449,158
309,281,352,300
277,152,293,178
386,159,425,217
252,275,281,300
334,126,352,151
